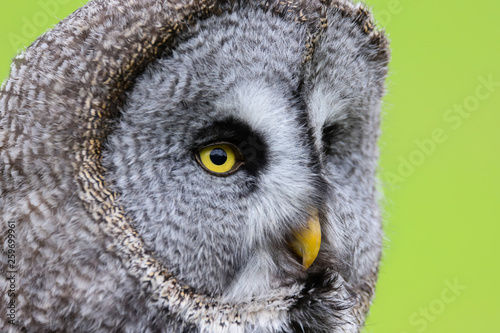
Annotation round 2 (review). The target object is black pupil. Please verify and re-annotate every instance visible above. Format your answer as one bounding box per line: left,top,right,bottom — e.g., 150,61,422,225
210,148,228,166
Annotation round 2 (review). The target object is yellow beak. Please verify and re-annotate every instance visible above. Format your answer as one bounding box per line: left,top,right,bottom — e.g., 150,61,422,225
289,210,322,270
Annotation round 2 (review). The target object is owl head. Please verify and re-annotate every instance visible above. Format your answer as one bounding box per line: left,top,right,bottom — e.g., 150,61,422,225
0,0,389,332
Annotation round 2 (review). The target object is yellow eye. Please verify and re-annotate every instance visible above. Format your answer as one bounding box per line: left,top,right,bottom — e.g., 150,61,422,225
196,143,244,176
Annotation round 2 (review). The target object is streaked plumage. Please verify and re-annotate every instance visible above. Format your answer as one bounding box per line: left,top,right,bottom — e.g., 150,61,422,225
0,0,389,332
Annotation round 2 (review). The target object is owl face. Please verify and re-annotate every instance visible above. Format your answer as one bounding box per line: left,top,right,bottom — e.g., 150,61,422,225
103,3,385,308
0,0,388,331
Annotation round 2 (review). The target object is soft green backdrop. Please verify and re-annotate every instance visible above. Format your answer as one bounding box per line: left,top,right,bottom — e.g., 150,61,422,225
1,0,499,332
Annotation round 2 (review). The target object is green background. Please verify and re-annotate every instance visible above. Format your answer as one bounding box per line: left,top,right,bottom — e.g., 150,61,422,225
1,0,499,332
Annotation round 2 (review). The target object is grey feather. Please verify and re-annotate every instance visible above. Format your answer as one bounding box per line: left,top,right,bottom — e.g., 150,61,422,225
0,0,389,332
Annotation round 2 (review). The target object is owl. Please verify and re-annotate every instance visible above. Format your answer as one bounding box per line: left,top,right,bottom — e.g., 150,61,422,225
0,0,389,332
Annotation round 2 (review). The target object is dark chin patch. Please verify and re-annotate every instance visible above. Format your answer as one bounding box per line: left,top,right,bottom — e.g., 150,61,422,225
290,270,355,333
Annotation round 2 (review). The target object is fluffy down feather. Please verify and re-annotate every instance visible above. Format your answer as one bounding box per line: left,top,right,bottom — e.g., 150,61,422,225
0,0,389,332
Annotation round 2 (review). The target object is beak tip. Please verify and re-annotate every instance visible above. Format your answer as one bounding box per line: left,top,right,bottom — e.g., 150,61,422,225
290,210,322,270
